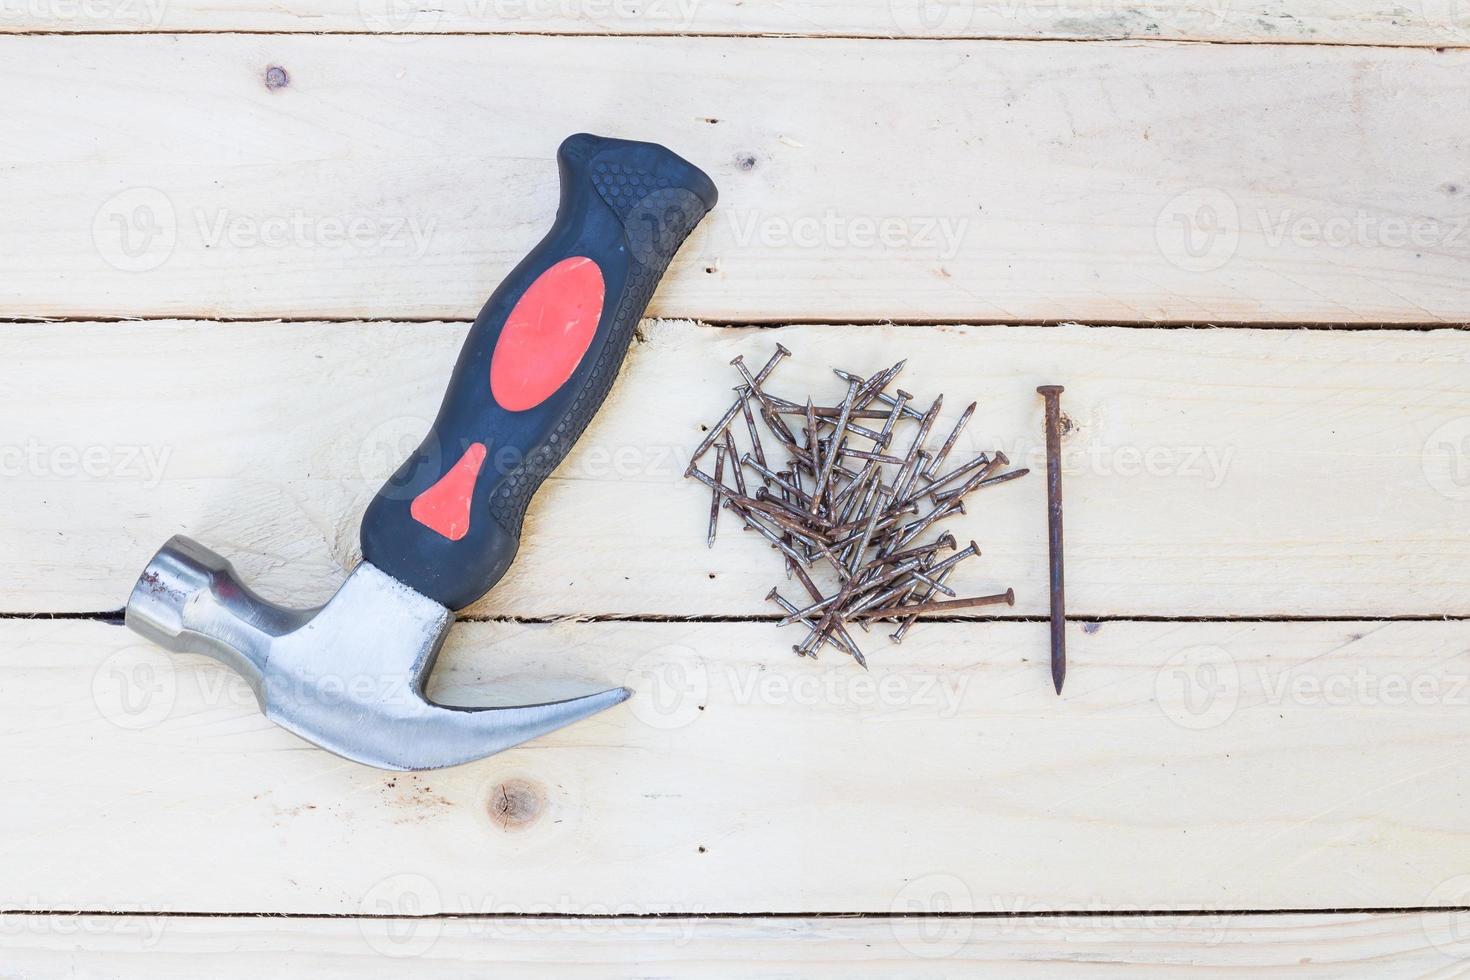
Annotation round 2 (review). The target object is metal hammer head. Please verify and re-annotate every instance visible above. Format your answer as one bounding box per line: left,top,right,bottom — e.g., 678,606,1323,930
125,536,630,771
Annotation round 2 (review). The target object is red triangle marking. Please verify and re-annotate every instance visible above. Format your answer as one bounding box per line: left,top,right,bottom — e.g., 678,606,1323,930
410,442,488,542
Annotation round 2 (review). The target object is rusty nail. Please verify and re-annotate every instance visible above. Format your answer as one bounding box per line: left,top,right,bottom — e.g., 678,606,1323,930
687,396,745,475
923,401,976,479
708,445,726,548
1038,384,1067,695
857,588,1015,620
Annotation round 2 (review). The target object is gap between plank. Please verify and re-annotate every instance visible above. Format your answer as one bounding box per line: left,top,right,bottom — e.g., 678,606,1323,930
0,30,1466,51
3,317,1469,331
15,611,1470,624
2,905,1469,919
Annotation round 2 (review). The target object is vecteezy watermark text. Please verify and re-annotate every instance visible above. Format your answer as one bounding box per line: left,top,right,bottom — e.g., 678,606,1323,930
0,440,171,487
93,187,438,273
724,210,971,259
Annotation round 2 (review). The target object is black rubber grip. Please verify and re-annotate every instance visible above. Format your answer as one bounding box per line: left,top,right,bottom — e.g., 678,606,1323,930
360,134,717,610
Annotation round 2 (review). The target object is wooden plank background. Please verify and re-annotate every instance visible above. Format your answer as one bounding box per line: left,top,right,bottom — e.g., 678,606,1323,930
3,319,1469,617
3,913,1468,976
4,0,1470,44
6,618,1470,913
3,1,1469,975
4,37,1470,323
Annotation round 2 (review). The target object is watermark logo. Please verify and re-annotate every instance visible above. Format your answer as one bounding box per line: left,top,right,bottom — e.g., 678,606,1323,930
888,0,973,35
359,873,444,957
724,209,971,260
93,187,177,273
1158,186,1470,272
357,415,436,500
194,209,435,257
0,900,169,947
1010,437,1234,490
0,440,172,487
1259,666,1468,709
1155,645,1239,730
726,666,970,715
2,0,170,28
357,0,443,31
1422,417,1470,501
890,873,973,958
92,645,179,730
92,188,437,271
1417,0,1470,38
623,646,708,730
1156,187,1239,273
1423,874,1470,958
486,0,701,26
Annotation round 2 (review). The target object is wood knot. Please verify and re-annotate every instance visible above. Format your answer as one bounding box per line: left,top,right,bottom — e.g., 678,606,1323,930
487,778,543,830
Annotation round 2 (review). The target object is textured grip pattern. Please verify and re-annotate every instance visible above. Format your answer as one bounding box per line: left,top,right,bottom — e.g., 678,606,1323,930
487,181,708,532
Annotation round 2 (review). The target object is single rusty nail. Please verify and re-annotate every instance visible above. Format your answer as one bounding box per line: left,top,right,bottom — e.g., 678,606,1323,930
875,534,958,567
924,401,976,479
739,396,767,472
687,396,745,475
722,428,747,497
877,389,912,447
857,588,1015,620
915,451,991,501
708,445,726,548
768,400,895,421
809,379,858,516
1037,384,1067,695
754,344,791,385
838,448,902,464
907,394,943,459
931,465,1029,505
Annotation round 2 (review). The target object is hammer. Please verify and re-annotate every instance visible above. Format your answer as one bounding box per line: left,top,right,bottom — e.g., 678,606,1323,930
124,134,718,771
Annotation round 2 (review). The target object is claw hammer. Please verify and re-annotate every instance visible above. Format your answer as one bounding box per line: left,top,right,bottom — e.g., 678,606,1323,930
124,134,718,770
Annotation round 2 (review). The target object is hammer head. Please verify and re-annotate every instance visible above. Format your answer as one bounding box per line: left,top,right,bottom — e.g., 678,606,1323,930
125,536,630,771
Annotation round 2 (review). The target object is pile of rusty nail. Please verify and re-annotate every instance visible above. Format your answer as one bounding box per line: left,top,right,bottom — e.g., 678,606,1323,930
685,344,1025,668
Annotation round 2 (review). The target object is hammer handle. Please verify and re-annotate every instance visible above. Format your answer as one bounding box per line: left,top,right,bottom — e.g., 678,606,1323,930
361,134,717,610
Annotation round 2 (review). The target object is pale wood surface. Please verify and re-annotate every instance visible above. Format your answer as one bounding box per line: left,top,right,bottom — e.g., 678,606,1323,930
3,913,1468,977
7,15,1470,970
4,319,1467,618
5,0,1468,44
4,617,1470,913
5,36,1470,324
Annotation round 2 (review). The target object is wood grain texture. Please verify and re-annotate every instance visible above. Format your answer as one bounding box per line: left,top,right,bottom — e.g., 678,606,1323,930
4,36,1470,323
4,319,1468,617
3,0,1467,44
3,913,1469,977
5,617,1470,913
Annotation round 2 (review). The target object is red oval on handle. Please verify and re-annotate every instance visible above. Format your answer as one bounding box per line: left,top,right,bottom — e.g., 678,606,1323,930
490,256,606,412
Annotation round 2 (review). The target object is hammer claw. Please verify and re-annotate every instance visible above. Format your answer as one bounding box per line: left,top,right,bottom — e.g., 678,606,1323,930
125,537,633,771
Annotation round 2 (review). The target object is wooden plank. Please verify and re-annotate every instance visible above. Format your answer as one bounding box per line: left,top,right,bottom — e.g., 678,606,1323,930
4,36,1470,323
5,319,1469,617
5,618,1470,913
2,913,1467,977
3,0,1467,45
